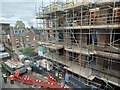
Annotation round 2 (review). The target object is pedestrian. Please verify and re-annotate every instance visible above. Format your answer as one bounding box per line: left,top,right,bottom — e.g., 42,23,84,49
9,73,14,84
2,73,7,83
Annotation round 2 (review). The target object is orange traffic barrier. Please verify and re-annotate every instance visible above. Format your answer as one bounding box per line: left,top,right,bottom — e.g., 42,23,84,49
14,74,68,90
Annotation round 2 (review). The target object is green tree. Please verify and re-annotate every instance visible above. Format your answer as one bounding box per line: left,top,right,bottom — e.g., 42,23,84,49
21,47,35,56
15,20,25,29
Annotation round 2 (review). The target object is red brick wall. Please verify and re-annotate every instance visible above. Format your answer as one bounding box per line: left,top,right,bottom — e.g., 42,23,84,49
10,31,15,46
23,31,35,43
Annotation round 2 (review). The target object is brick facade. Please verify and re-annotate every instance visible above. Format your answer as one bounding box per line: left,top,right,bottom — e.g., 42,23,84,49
10,29,40,48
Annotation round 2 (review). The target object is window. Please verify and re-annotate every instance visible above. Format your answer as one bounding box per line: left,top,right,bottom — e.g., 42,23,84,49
22,30,24,33
16,43,19,48
15,37,19,41
14,30,18,34
59,48,64,56
26,36,29,41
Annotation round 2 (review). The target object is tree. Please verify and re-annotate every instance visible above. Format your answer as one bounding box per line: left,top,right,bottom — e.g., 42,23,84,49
21,46,35,56
15,20,25,29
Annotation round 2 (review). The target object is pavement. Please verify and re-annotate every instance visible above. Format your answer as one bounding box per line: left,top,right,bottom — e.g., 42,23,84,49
0,64,30,89
0,68,20,88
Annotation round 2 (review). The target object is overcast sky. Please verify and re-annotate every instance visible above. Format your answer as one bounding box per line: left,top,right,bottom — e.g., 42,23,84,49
0,0,51,27
0,0,118,28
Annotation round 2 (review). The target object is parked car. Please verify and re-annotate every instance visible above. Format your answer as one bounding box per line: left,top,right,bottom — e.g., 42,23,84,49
18,55,32,65
0,52,10,59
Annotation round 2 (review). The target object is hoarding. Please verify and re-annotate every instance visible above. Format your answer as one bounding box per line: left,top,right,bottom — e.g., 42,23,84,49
38,45,43,56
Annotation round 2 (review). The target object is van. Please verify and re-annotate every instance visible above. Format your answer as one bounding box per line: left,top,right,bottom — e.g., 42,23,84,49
0,52,10,59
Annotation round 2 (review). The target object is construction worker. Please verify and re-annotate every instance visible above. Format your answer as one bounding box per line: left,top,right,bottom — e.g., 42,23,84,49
15,70,20,77
9,73,14,84
2,73,7,83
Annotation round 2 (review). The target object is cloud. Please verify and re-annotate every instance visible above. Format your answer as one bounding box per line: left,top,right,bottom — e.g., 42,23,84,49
0,16,30,28
2,0,117,28
1,2,39,27
1,0,41,3
0,16,22,26
0,17,7,21
0,0,59,28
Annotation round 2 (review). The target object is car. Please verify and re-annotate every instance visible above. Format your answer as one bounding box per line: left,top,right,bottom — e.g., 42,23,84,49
0,52,10,59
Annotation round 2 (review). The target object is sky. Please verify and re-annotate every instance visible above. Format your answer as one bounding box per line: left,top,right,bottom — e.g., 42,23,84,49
0,0,118,28
0,0,50,27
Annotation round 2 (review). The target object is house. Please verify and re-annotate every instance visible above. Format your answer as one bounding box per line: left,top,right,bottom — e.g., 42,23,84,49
0,23,10,34
10,29,40,48
0,30,6,43
0,23,11,48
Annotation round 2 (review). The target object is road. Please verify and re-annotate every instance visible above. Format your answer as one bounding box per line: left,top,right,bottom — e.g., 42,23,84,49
0,67,24,88
0,69,69,89
0,70,45,88
0,67,50,89
0,48,68,89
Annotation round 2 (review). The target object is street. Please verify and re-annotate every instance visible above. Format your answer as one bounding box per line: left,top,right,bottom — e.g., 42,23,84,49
0,67,30,88
0,64,49,89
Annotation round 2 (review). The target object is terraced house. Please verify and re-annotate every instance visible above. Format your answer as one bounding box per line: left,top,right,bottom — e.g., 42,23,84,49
10,29,40,48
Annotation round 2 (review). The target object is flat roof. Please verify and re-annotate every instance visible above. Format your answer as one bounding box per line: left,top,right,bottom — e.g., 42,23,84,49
4,60,24,69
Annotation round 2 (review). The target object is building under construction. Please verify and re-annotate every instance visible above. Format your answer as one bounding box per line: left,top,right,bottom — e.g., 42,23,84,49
36,0,120,89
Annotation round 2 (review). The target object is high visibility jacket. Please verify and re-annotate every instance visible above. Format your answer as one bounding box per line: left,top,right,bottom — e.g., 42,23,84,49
55,72,58,77
9,75,14,80
15,70,20,77
2,73,7,78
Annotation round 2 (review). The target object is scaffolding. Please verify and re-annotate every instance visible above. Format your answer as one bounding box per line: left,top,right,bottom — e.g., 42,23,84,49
36,0,120,89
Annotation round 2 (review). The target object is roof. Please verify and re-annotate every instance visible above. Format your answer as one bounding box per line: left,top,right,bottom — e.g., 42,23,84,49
33,30,41,35
20,30,30,36
56,1,64,5
12,29,33,37
11,29,42,37
4,60,24,69
0,23,10,25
